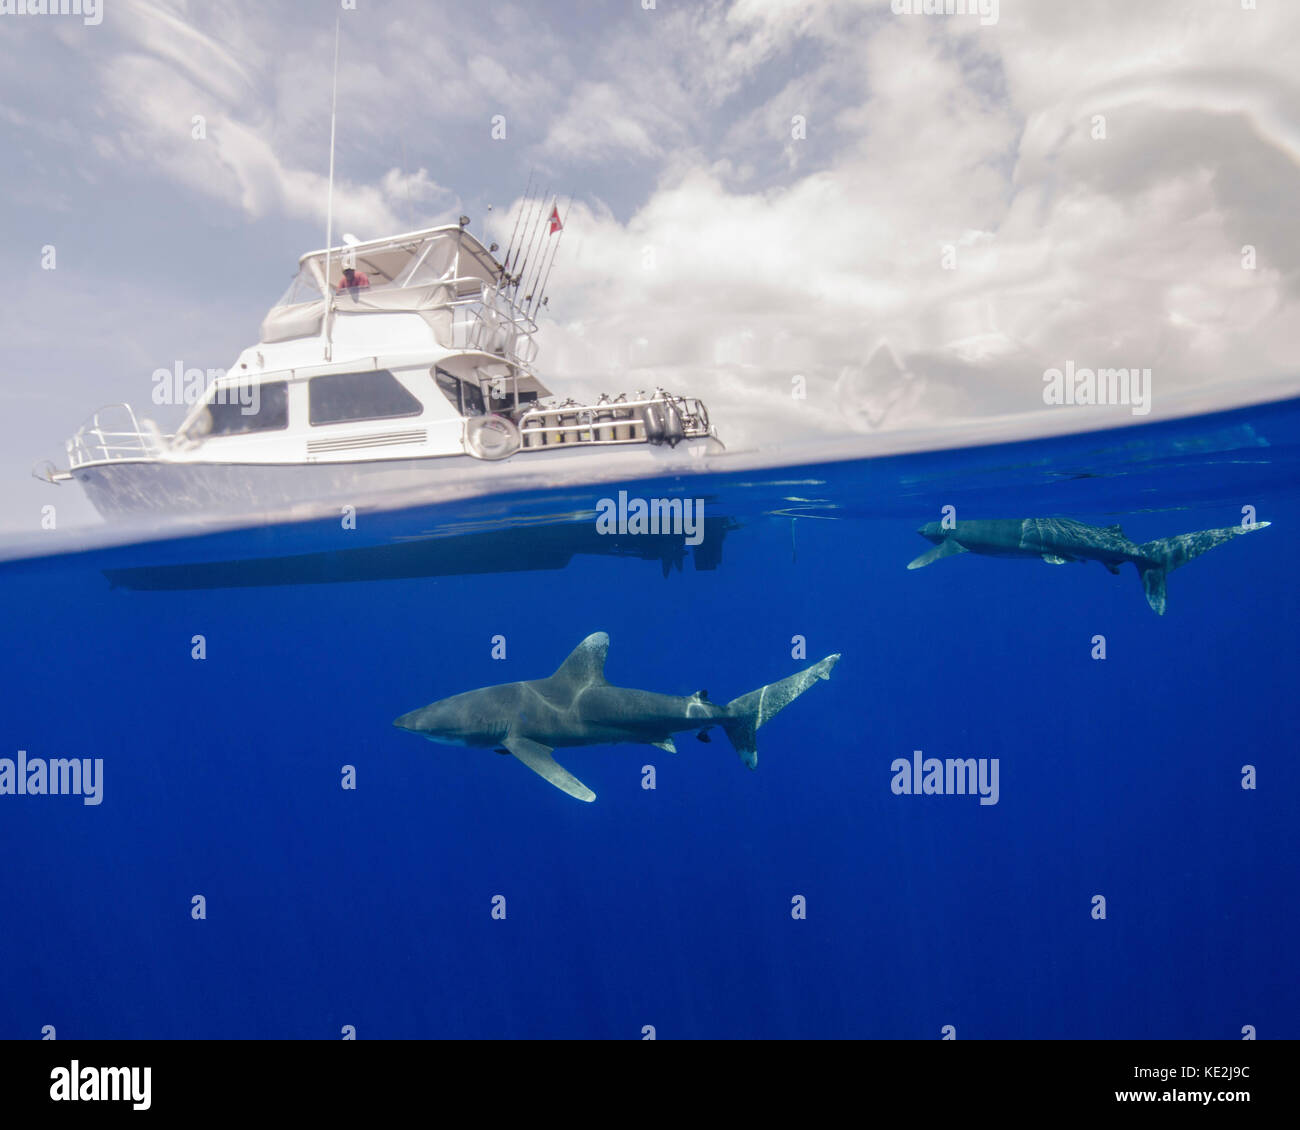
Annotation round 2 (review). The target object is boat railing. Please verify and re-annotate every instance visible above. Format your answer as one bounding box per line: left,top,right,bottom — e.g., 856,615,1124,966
65,404,173,469
448,293,540,366
516,392,712,450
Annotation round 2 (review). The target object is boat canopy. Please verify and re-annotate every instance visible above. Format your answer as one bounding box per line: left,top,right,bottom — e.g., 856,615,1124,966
259,225,507,345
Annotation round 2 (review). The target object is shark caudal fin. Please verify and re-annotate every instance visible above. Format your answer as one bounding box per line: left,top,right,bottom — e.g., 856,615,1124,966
721,654,840,769
1135,521,1271,615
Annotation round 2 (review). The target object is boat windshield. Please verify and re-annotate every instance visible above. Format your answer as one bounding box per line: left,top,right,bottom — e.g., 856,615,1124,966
273,270,323,308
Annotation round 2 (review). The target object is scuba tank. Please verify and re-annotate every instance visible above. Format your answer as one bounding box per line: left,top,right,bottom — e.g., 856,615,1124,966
662,401,685,447
641,401,666,444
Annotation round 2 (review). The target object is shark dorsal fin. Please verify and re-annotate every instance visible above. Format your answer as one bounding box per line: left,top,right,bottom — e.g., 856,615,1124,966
552,632,610,686
690,689,710,703
1105,524,1125,536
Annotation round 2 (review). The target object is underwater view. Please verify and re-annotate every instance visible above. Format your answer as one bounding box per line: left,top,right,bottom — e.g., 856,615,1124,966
2,397,1295,1041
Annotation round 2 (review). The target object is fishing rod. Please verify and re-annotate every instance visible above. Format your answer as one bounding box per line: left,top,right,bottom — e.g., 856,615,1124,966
530,195,572,318
504,180,534,281
514,187,551,292
523,195,555,306
501,170,534,281
510,183,547,286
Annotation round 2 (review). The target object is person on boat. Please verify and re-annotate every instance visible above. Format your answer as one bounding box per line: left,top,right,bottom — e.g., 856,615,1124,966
337,266,370,291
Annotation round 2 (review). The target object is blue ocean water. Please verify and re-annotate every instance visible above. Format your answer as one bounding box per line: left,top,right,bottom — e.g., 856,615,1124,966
1,399,1297,1040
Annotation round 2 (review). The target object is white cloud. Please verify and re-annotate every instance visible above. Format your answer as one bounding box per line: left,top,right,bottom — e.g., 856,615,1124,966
543,81,672,162
525,0,1300,447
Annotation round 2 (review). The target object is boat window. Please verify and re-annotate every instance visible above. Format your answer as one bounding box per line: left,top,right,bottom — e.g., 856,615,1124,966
273,268,323,308
202,381,289,436
433,367,485,417
330,256,397,293
205,381,289,436
309,369,423,426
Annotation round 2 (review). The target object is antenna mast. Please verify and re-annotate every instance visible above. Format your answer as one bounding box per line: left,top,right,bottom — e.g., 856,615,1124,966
322,17,341,360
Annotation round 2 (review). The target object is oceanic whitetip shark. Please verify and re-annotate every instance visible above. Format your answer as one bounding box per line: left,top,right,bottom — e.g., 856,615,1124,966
394,632,840,801
907,517,1271,614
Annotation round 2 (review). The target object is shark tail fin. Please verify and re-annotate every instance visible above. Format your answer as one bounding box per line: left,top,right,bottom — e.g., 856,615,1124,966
1135,521,1271,615
721,654,839,770
1139,565,1168,616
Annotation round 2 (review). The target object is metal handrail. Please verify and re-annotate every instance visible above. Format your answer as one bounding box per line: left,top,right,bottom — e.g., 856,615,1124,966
447,291,540,365
319,271,508,301
323,275,538,325
516,393,713,450
65,405,173,469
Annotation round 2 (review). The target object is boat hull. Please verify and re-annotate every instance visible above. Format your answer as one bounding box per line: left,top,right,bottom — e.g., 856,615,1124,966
70,440,724,521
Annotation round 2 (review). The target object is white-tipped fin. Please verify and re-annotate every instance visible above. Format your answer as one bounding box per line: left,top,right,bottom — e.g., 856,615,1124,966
907,540,968,570
551,632,610,686
503,734,595,802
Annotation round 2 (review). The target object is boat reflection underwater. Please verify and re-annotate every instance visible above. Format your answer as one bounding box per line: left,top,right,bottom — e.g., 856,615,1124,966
101,512,737,590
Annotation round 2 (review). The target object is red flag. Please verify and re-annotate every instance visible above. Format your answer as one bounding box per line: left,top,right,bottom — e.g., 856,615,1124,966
548,205,563,234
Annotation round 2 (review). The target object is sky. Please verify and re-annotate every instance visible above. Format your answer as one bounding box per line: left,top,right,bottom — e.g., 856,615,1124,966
2,0,1299,531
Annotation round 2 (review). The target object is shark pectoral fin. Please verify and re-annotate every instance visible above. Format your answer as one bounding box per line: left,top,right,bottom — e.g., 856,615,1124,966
1104,562,1122,575
907,540,968,570
502,735,596,802
1042,554,1067,564
651,737,677,753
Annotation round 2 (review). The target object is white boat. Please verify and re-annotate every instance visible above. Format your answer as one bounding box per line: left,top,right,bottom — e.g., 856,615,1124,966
36,221,722,520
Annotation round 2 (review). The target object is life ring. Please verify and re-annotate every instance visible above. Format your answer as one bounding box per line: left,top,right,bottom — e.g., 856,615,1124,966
464,414,522,460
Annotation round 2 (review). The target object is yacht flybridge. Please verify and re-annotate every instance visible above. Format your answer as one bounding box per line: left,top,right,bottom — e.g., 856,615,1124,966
36,222,722,520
